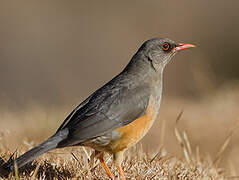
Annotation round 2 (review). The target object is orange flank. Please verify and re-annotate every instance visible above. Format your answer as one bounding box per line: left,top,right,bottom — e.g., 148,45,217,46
111,103,156,152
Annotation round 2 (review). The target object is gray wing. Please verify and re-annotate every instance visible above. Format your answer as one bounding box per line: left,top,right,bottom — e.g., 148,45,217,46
56,77,150,147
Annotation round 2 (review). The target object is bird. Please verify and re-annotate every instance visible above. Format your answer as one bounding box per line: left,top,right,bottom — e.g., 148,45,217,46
0,38,195,179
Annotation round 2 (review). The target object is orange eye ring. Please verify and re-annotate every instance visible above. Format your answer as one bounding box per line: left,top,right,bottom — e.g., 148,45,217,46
162,42,170,51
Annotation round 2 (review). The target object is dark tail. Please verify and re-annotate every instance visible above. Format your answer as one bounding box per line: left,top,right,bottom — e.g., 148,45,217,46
0,129,68,176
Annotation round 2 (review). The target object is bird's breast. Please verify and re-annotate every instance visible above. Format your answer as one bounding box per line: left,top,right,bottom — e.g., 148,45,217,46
108,96,158,152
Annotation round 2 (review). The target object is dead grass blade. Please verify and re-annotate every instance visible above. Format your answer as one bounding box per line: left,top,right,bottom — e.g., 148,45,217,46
174,110,184,148
150,146,163,163
176,110,184,124
174,111,194,164
196,146,200,163
160,119,166,148
213,118,238,167
14,160,19,180
71,152,80,165
82,147,91,161
213,131,232,167
151,119,167,163
183,131,193,163
30,163,40,180
183,131,192,157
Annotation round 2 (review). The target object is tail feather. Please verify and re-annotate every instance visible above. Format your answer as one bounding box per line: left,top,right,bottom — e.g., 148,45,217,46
0,129,68,176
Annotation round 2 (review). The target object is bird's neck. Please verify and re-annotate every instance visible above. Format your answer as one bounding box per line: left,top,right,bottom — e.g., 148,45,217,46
124,58,164,109
150,67,164,111
122,52,165,109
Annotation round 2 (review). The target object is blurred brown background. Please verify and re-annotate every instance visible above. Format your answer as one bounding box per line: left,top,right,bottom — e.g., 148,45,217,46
0,0,239,175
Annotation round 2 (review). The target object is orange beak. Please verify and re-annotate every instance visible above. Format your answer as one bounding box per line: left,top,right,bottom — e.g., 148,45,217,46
175,43,195,52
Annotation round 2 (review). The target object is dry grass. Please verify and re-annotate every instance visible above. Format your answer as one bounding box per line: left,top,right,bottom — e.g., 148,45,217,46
0,115,231,179
0,142,227,180
1,88,239,179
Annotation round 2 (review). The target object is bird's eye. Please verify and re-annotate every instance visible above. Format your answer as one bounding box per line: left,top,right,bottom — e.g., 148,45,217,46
161,42,170,51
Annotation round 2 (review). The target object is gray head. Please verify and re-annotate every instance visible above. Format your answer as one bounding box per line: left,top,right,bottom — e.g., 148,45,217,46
134,37,195,71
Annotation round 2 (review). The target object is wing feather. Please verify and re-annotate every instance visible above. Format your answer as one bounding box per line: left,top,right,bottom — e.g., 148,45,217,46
56,74,150,147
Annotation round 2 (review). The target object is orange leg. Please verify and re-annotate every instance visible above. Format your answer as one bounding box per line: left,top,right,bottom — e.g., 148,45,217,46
114,151,126,180
99,155,114,179
117,165,126,180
